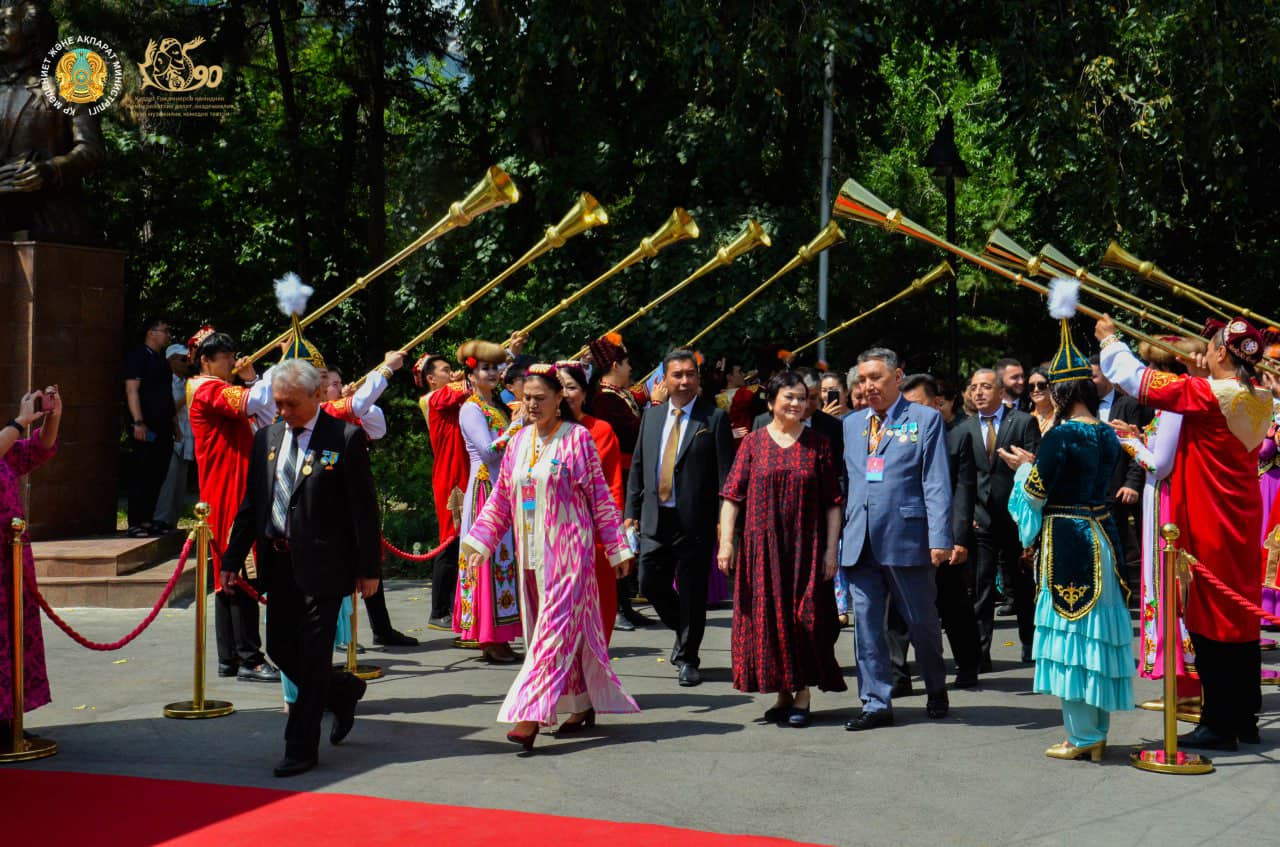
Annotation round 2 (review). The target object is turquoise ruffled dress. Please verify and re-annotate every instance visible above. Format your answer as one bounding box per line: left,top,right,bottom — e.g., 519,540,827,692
1009,421,1134,737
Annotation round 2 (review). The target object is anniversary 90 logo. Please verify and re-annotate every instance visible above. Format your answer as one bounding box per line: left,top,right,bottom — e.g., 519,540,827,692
40,35,123,116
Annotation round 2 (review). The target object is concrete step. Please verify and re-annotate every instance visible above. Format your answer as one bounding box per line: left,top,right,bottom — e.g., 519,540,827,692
37,556,197,609
32,531,188,579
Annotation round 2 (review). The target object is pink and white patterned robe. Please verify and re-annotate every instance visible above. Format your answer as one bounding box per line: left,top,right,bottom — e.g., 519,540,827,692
464,422,639,725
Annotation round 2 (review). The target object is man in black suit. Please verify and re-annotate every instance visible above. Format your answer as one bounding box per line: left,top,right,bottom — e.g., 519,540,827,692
887,375,982,690
626,349,735,687
958,367,1041,666
751,366,845,489
222,359,382,777
1091,355,1147,595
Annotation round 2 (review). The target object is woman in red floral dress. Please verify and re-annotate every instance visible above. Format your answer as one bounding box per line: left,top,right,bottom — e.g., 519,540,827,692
718,371,845,728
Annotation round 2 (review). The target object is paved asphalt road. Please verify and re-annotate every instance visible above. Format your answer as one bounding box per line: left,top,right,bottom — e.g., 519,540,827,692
16,581,1280,846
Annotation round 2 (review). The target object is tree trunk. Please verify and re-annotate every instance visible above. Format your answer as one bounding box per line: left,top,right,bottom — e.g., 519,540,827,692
363,0,389,359
266,0,310,277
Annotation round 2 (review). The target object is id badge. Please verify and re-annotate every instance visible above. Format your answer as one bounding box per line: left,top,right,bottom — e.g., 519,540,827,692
520,481,537,513
865,456,885,483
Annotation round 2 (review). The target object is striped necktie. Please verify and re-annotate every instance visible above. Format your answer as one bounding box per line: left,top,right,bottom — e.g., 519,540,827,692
270,428,304,537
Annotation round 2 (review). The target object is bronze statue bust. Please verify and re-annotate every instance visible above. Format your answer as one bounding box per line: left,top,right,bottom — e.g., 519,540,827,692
0,0,104,244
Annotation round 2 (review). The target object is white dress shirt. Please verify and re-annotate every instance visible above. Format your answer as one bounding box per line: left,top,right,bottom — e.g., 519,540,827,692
275,410,320,495
1098,389,1116,423
656,396,693,507
978,404,1005,447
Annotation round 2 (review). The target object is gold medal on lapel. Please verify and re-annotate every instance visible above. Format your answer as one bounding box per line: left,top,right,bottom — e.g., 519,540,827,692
268,451,276,462
302,464,313,476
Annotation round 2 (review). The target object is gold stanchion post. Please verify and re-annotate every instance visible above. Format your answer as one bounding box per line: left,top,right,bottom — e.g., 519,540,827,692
164,504,234,719
1130,523,1213,774
0,518,56,762
338,592,383,680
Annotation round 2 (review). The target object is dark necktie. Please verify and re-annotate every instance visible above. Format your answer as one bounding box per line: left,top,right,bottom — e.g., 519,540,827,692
270,428,304,537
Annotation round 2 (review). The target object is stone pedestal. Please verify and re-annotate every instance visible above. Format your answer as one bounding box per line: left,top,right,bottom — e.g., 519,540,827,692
0,241,125,540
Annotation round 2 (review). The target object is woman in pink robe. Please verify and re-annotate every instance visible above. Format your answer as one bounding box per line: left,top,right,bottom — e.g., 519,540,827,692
463,364,637,752
1,388,60,734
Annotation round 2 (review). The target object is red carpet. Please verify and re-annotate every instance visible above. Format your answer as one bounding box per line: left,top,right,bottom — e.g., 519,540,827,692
3,770,831,847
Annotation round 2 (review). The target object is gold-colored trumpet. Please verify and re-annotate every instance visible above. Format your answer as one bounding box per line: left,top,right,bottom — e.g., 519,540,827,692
572,219,773,359
982,231,1201,338
831,178,1199,366
683,220,843,349
789,262,953,358
637,221,844,383
350,193,607,389
240,166,518,368
507,208,700,347
1102,241,1280,329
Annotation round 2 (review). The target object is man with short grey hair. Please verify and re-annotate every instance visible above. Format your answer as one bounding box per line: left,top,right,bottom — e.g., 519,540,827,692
841,346,953,730
223,358,383,777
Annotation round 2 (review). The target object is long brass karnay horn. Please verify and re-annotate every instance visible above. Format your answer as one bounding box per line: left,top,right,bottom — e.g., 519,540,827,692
789,261,953,358
241,166,518,368
831,178,1199,366
1102,241,1280,329
571,218,772,360
508,208,700,348
349,193,607,390
982,230,1201,338
637,221,844,384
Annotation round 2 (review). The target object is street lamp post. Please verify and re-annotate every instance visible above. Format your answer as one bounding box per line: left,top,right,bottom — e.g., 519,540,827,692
921,113,969,379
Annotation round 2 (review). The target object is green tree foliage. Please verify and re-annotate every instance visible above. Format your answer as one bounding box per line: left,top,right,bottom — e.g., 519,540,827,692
60,0,1280,547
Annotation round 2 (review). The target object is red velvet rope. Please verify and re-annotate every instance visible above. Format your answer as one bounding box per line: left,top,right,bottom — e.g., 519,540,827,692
381,533,459,563
1187,559,1280,627
205,540,268,606
32,535,194,651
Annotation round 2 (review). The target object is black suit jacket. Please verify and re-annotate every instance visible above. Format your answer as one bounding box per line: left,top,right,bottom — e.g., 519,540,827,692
752,408,846,494
224,410,382,597
625,395,735,549
946,420,977,550
1103,393,1147,497
958,408,1042,539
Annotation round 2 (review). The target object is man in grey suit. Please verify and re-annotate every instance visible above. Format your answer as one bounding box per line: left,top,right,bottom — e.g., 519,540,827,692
841,348,953,730
625,349,735,687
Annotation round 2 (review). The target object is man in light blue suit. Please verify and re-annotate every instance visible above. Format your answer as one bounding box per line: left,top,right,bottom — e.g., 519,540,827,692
841,347,953,730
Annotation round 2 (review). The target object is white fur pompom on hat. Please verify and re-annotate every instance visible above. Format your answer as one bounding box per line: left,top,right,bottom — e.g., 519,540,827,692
1047,276,1080,320
274,271,314,317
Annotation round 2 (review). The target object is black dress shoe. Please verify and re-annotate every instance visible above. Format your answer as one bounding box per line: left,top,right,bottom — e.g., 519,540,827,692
621,607,654,627
613,613,636,632
373,629,419,647
273,755,318,778
762,704,792,723
237,662,281,682
845,710,894,731
995,602,1015,617
926,692,950,719
788,706,812,728
330,677,369,746
890,679,914,699
427,615,452,631
953,670,979,689
217,663,239,678
669,644,683,667
678,664,702,687
1178,724,1238,752
1238,727,1262,745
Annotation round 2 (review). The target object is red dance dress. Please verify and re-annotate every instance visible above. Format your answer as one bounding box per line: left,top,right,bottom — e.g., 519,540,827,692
720,427,846,693
1102,344,1272,642
419,382,470,544
188,374,272,588
581,414,624,644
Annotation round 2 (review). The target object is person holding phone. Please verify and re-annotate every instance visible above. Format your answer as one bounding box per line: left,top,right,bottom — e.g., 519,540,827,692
821,372,851,419
1,385,62,739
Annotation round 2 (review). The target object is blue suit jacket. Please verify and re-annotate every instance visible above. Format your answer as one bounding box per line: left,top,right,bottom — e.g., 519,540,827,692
840,395,953,566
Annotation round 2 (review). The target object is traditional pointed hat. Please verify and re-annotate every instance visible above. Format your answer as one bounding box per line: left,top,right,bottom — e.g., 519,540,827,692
275,272,326,371
1046,277,1091,384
